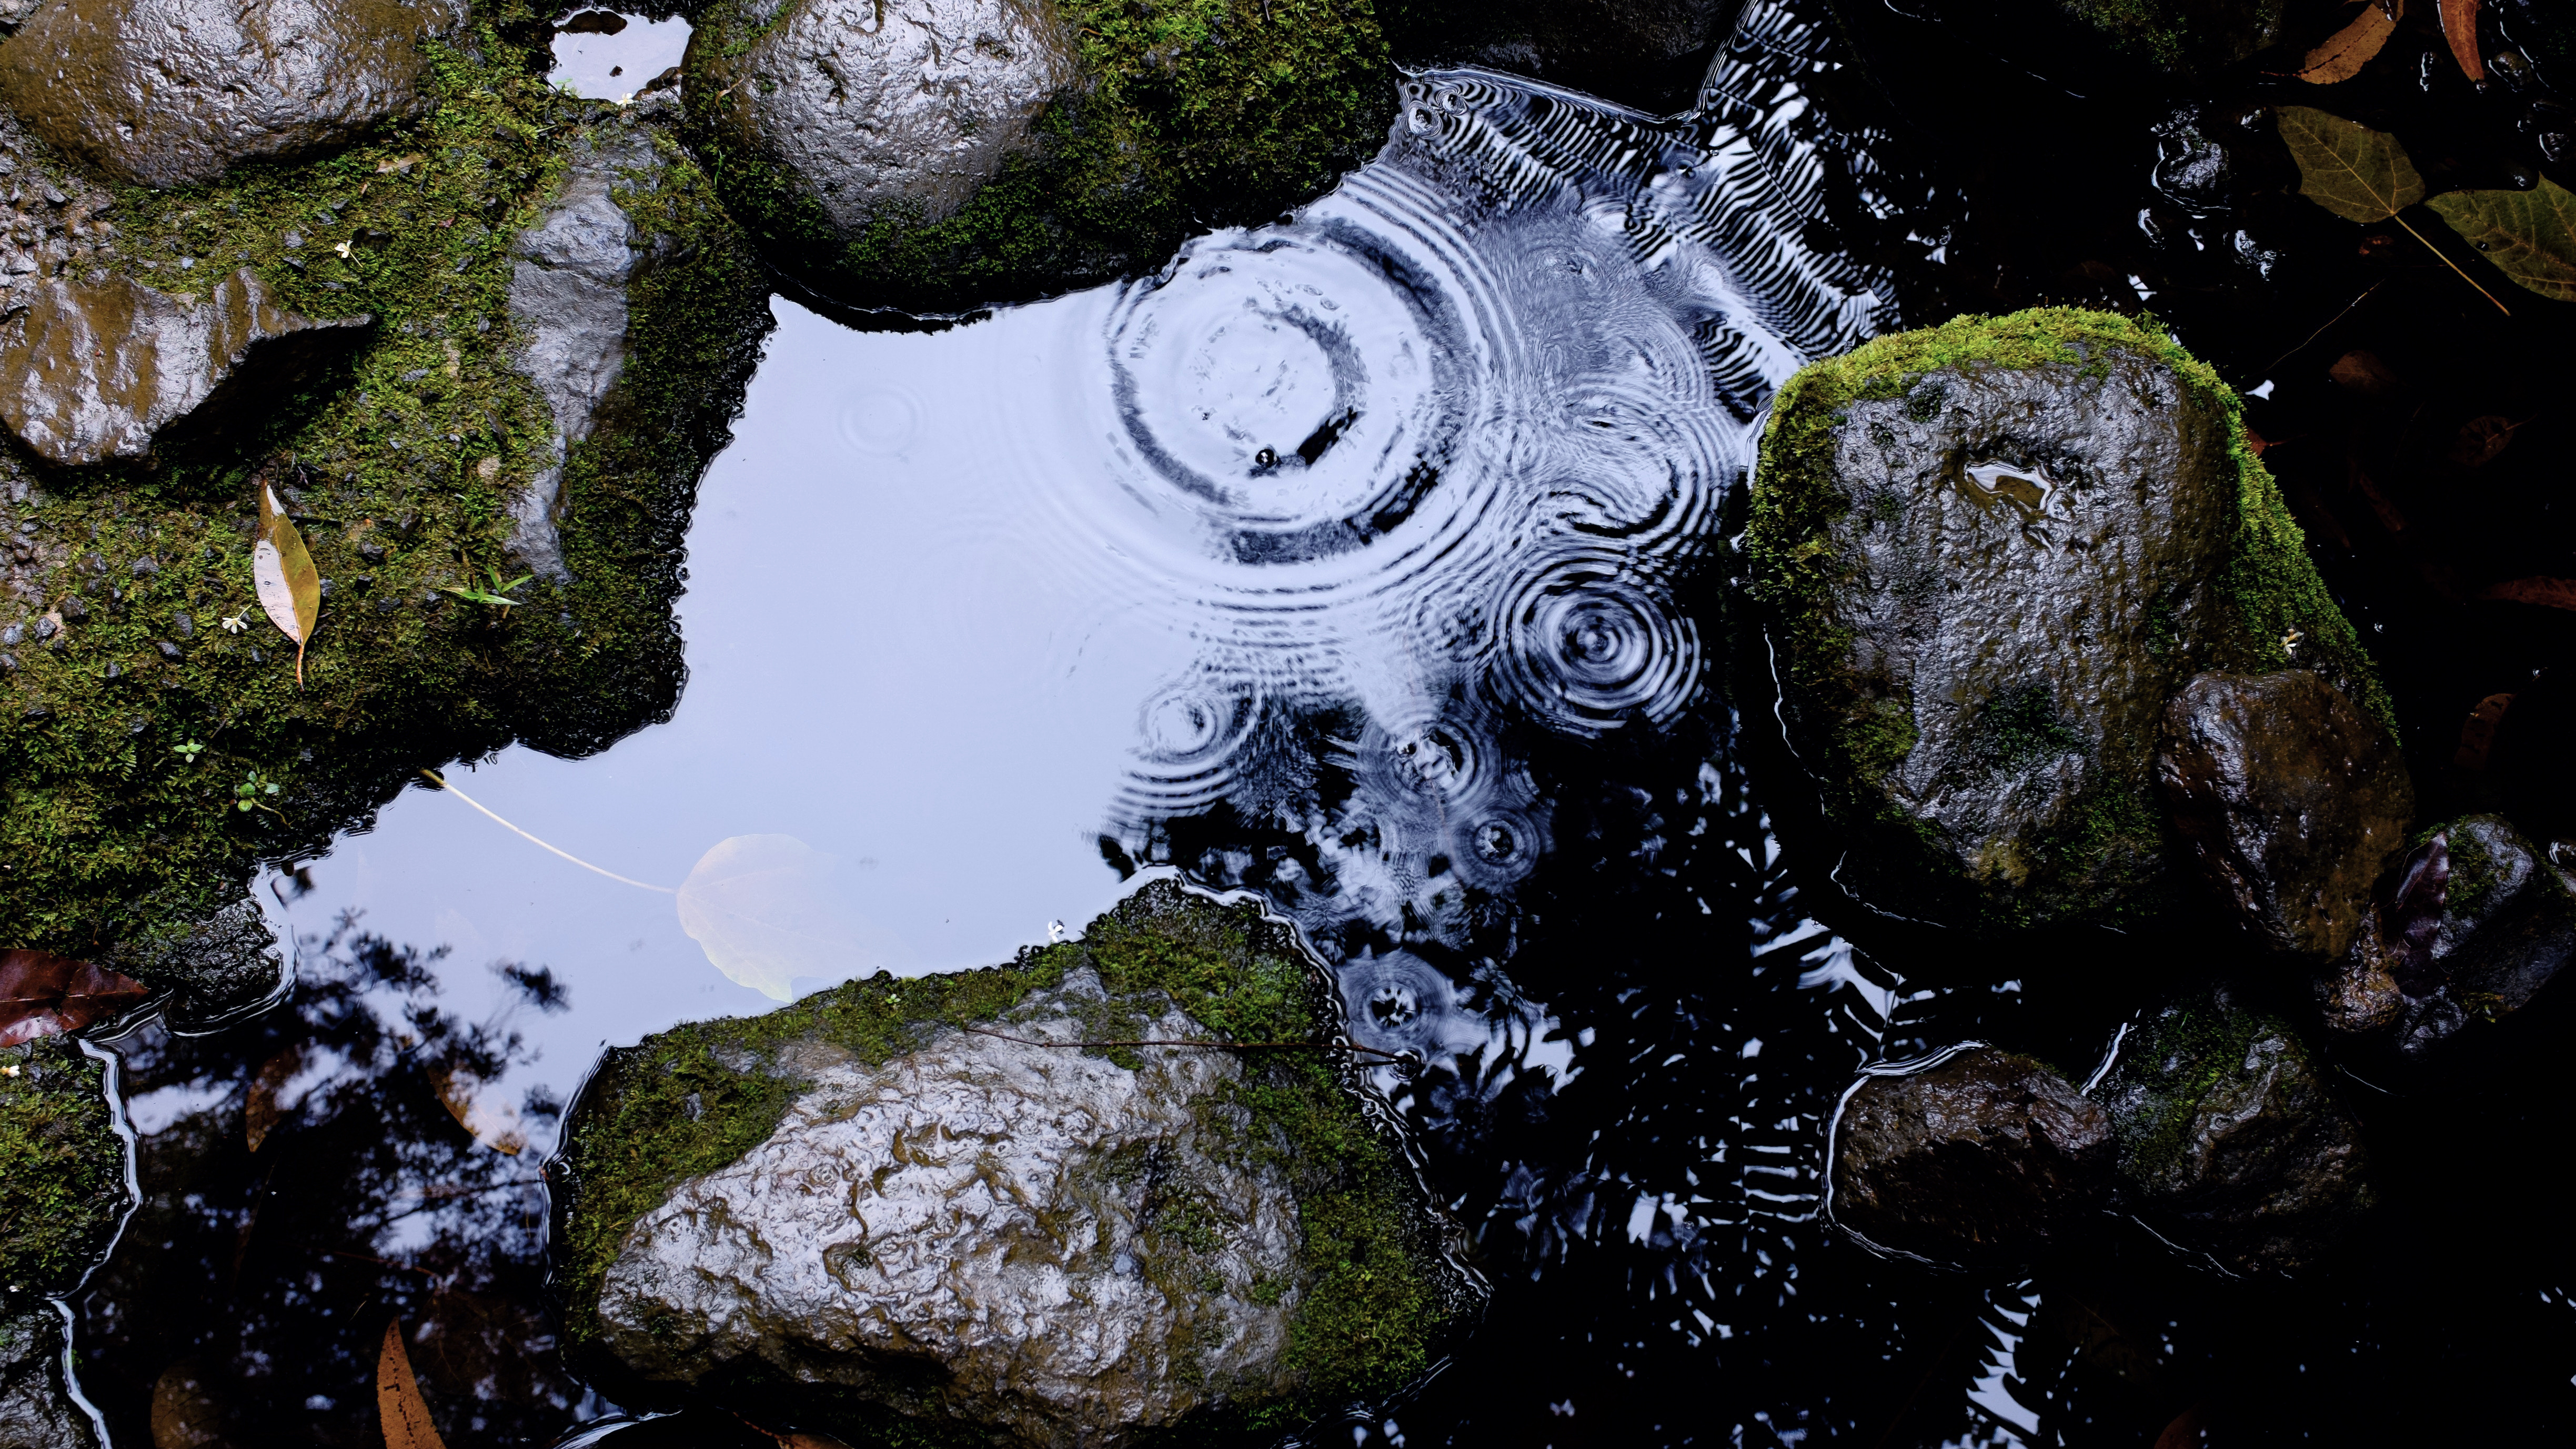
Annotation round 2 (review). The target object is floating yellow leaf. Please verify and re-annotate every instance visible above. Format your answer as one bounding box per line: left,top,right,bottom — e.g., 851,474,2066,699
676,834,905,1001
376,1319,448,1449
253,480,320,685
428,1063,528,1155
2295,0,2401,84
2429,176,2576,301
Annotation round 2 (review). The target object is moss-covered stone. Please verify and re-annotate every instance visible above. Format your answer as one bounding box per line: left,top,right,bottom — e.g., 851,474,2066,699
0,1034,127,1306
553,880,1478,1443
2057,0,2285,76
682,0,1395,316
0,5,772,975
1745,308,2389,935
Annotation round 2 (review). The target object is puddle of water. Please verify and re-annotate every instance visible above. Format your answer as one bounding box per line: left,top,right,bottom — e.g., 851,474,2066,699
548,11,690,102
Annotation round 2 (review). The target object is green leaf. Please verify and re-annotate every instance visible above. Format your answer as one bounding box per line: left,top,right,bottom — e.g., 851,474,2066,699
2278,105,2426,223
2429,177,2576,303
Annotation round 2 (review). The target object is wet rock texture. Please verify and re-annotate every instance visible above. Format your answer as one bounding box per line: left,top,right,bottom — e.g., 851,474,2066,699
2096,989,2371,1274
2159,669,2415,960
0,268,369,465
2323,816,2576,1056
0,0,465,188
1384,0,1738,116
596,979,1303,1447
505,103,665,578
1829,1046,2112,1268
687,0,1078,234
0,1309,92,1449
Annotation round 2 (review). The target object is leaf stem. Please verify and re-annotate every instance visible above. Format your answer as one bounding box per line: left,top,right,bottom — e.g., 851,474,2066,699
2392,210,2513,315
418,769,677,893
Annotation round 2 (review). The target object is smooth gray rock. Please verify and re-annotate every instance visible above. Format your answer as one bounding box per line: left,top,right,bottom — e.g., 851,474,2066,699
2095,987,2371,1274
0,1310,92,1449
593,975,1305,1447
2321,814,2576,1057
0,0,465,188
0,268,370,465
686,0,1078,234
505,109,660,579
2158,669,2415,961
1829,1045,2112,1269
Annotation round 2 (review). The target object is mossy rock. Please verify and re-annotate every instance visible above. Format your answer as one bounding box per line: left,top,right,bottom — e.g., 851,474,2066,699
680,0,1396,316
551,879,1482,1445
1745,308,2387,937
0,1034,128,1307
2057,0,2286,77
0,4,773,976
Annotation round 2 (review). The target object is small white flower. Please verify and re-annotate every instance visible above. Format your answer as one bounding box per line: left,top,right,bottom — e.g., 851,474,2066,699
333,239,353,259
2281,627,2305,656
220,610,248,633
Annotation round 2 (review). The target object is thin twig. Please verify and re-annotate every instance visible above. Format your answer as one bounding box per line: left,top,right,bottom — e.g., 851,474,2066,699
419,768,676,893
2261,279,2384,378
963,1025,1417,1065
2390,210,2512,316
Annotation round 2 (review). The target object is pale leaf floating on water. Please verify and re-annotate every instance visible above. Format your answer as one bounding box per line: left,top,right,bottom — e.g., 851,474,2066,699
253,479,321,685
375,1319,448,1449
429,1062,528,1155
676,834,908,1001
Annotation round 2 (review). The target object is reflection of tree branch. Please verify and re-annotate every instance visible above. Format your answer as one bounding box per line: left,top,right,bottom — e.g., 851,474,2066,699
373,1178,545,1227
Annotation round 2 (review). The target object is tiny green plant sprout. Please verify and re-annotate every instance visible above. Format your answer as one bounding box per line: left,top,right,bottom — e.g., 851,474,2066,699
443,562,535,609
234,771,286,822
172,740,206,764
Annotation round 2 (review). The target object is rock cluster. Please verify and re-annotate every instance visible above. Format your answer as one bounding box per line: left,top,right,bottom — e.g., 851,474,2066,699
557,882,1482,1445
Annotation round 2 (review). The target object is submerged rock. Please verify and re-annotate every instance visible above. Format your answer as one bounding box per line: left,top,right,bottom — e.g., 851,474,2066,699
0,0,465,188
1828,1045,2112,1269
2158,669,2415,961
0,1309,93,1449
681,0,1393,314
2321,815,2576,1058
1746,309,2387,936
556,881,1481,1445
0,269,370,465
2094,987,2371,1274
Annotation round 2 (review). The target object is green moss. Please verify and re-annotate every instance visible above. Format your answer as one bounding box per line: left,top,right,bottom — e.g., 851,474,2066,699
2057,0,2285,75
556,882,1467,1436
0,1035,127,1304
685,0,1394,314
2431,816,2502,919
0,6,770,968
2099,989,2277,1186
1745,307,2391,930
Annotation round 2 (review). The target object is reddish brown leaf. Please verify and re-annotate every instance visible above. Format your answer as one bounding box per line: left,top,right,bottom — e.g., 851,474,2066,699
2296,0,2403,84
377,1319,448,1449
2449,414,2517,467
2155,1404,2208,1448
0,949,148,1046
245,1045,303,1153
2457,692,2515,771
2479,577,2576,610
2329,348,2402,397
2441,0,2486,82
149,1360,225,1449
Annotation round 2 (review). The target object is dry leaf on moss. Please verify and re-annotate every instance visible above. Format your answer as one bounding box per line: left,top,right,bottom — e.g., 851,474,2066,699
2296,0,2402,84
253,480,321,686
2429,177,2576,301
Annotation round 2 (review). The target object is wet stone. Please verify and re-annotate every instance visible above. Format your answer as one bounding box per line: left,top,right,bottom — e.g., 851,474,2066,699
0,269,371,465
1828,1045,2112,1269
0,0,466,188
2094,987,2372,1275
2158,669,2415,961
2321,815,2576,1058
0,1308,93,1449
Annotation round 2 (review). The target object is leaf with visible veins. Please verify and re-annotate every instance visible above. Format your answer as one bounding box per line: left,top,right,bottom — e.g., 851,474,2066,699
2430,177,2576,301
0,949,147,1046
2295,0,2403,84
2279,106,2425,222
377,1319,448,1449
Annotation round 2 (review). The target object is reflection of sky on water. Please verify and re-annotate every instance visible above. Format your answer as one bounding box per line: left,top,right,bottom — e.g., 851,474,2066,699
547,13,691,102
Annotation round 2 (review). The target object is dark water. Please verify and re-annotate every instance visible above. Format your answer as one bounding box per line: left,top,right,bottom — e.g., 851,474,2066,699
69,2,2576,1445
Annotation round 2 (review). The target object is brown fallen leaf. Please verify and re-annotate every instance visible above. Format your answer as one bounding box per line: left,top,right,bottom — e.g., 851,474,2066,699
245,1045,304,1152
2440,0,2484,82
253,478,321,686
2456,691,2514,771
428,1063,528,1155
2155,1403,2208,1448
2296,0,2403,84
150,1360,225,1449
2450,414,2518,467
0,949,148,1046
377,1319,448,1449
2329,348,2402,397
2479,577,2576,609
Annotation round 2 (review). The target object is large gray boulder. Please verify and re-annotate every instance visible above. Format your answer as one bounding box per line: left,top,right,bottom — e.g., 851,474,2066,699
557,882,1481,1446
1747,310,2387,937
2093,987,2372,1274
0,268,369,465
688,0,1078,235
0,0,464,188
1828,1045,2113,1269
2159,669,2416,961
2320,814,2576,1058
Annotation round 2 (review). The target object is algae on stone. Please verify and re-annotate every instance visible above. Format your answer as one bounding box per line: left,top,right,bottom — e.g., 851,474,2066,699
553,880,1481,1444
0,1034,127,1306
1745,307,2388,935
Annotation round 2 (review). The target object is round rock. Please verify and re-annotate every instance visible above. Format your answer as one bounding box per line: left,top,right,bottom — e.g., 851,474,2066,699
1829,1045,2113,1269
0,0,465,188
